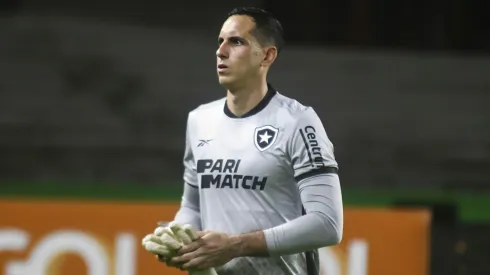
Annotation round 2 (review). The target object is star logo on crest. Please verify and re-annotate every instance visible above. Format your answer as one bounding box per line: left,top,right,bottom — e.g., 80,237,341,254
254,125,279,151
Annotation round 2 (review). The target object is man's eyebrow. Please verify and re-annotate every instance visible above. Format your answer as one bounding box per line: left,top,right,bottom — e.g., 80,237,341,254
230,35,246,40
220,34,244,39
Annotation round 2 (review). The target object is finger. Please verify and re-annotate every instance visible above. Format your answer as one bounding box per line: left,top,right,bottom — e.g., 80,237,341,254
143,234,166,245
182,224,199,241
157,255,183,270
171,249,199,265
145,241,172,256
170,223,192,244
182,256,207,270
179,238,205,254
141,234,153,246
168,221,181,230
159,232,183,250
157,255,180,267
154,226,176,238
165,257,183,268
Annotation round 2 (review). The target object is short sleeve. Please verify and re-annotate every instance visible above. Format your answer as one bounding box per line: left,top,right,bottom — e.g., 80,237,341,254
183,115,198,187
288,107,338,182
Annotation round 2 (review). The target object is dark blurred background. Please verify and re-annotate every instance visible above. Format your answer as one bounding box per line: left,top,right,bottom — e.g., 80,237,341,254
1,0,489,188
0,1,489,273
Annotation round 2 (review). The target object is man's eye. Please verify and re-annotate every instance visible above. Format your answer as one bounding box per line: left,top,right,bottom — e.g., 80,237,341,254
231,38,243,45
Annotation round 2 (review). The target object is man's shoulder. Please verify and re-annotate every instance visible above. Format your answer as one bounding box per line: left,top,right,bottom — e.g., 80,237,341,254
273,92,313,118
188,97,226,119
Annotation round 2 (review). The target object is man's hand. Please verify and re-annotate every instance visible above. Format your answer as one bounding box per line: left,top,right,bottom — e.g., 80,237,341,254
141,228,182,257
142,222,218,275
170,231,241,270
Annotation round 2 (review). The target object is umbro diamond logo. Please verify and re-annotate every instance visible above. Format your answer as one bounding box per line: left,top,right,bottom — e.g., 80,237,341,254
254,125,279,151
198,139,213,147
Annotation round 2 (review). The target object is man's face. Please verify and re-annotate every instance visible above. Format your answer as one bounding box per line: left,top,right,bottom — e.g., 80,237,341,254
216,15,266,89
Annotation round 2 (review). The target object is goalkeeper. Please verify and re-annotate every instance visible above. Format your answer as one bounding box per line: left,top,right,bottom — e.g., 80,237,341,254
143,6,343,275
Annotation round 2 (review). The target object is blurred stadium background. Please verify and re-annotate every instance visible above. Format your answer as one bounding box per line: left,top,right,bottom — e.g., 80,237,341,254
0,0,489,274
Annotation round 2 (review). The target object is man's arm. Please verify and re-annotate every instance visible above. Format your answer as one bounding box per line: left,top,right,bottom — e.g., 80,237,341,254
174,113,202,230
231,107,343,256
173,182,202,230
230,172,343,257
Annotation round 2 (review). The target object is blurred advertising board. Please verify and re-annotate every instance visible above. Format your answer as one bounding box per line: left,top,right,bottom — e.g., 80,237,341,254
320,208,431,275
0,199,183,275
0,200,430,275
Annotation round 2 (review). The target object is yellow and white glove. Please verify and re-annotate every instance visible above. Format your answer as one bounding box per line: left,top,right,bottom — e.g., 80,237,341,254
142,221,218,275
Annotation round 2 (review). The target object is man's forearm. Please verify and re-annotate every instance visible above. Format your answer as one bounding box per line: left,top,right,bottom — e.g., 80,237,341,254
265,173,342,256
174,182,202,230
263,210,341,256
228,173,342,258
230,231,270,257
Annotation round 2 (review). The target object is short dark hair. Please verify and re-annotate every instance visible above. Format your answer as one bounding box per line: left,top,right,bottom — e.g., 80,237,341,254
227,7,285,54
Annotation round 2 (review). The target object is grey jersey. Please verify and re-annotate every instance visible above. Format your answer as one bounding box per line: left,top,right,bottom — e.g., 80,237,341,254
183,87,338,275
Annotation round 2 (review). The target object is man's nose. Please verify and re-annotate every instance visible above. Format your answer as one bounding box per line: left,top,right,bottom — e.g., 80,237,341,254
216,44,228,59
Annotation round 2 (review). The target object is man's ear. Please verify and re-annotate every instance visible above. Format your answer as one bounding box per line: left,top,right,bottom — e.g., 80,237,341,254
262,46,278,67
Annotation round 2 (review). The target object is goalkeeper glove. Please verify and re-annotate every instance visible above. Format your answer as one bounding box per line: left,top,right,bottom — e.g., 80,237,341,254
142,221,218,275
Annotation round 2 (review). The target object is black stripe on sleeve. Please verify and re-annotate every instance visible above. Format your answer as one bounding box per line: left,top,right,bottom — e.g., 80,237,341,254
186,182,199,189
295,166,338,182
299,129,314,167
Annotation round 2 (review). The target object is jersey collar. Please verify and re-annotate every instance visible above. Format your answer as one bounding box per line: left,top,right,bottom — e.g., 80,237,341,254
223,83,278,119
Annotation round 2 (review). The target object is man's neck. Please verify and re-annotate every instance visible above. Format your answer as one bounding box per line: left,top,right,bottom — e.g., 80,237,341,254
226,82,268,117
